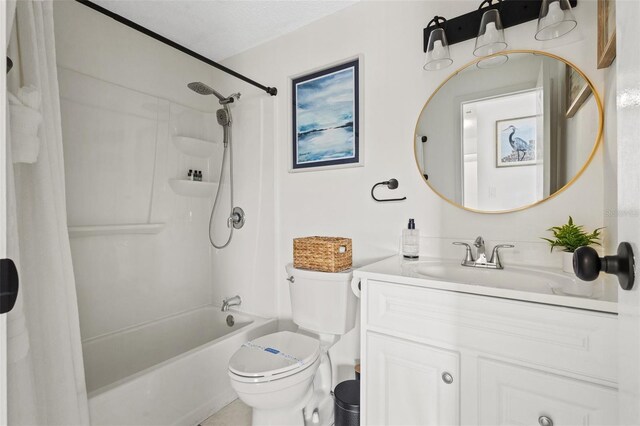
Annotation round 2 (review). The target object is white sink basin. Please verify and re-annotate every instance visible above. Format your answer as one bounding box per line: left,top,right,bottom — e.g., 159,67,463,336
405,261,595,297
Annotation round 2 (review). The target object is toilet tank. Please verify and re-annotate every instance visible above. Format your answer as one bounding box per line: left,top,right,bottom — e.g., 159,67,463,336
285,264,357,335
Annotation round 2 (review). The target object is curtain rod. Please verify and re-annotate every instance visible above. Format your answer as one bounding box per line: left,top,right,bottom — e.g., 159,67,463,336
75,0,278,96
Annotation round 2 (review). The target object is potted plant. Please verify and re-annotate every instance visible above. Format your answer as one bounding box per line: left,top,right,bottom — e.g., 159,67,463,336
542,216,603,274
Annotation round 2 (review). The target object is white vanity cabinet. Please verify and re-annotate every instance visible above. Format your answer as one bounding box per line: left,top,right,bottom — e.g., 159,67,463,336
366,332,460,425
477,359,617,425
358,276,618,426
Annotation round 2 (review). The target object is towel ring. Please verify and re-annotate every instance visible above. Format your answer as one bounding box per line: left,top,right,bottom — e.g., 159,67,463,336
371,179,407,202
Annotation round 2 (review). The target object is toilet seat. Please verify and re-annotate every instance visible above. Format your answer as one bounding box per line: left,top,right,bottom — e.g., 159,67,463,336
229,331,320,384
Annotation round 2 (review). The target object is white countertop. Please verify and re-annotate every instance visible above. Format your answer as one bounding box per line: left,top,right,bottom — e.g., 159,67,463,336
354,255,618,314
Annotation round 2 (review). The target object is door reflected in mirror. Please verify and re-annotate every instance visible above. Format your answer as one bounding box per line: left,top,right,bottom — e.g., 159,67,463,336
415,51,602,213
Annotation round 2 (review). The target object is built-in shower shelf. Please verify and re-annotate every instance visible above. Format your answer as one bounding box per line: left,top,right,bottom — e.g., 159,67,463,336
172,135,219,158
68,223,166,238
168,179,218,198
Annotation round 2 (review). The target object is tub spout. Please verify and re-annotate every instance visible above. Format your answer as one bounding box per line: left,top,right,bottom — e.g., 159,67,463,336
221,295,242,312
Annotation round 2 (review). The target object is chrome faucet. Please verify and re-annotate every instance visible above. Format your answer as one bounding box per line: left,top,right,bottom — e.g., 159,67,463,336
453,236,514,269
221,295,242,312
474,236,487,264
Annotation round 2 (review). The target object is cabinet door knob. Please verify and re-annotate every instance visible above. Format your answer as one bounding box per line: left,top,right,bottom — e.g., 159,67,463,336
538,416,553,426
441,372,453,384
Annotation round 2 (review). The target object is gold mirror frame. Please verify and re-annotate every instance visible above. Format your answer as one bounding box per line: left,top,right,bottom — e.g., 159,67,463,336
414,49,604,214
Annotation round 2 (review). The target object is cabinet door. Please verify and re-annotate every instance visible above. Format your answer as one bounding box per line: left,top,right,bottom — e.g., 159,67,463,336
478,358,617,425
366,332,460,426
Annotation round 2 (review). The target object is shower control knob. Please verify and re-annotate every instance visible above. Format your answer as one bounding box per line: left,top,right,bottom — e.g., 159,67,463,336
229,207,245,230
538,416,553,426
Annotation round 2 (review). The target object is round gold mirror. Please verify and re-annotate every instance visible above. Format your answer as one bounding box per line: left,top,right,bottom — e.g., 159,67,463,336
415,50,603,213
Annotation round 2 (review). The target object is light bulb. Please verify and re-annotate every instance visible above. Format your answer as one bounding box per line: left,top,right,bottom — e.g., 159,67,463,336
546,1,564,25
484,22,499,43
432,40,444,59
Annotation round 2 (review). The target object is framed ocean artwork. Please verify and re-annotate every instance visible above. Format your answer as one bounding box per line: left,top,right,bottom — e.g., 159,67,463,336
291,59,360,170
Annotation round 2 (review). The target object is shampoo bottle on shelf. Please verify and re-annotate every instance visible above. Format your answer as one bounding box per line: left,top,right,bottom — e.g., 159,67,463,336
402,218,419,259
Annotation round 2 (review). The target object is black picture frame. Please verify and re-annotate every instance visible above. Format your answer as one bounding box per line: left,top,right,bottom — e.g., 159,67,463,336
291,59,360,170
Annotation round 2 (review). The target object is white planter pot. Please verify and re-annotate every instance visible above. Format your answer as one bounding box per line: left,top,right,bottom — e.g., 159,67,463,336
560,251,599,297
562,251,575,274
562,279,598,297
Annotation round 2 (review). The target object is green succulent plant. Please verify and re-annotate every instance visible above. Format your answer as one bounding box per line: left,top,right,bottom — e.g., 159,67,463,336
541,216,603,253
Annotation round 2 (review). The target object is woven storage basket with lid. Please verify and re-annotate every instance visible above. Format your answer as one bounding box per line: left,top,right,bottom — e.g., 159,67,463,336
293,236,352,273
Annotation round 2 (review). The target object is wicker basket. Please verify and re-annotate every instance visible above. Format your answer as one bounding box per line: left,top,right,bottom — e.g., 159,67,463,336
293,236,352,273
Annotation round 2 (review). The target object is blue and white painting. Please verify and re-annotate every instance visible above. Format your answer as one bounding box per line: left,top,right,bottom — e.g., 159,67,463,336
496,116,537,167
292,60,359,169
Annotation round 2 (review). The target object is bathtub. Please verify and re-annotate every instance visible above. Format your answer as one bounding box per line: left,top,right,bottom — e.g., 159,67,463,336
82,306,277,426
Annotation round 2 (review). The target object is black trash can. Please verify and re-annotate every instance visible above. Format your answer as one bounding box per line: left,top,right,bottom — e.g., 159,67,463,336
334,379,360,426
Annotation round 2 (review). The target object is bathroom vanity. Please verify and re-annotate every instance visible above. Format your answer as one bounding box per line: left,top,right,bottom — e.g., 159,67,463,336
354,256,618,426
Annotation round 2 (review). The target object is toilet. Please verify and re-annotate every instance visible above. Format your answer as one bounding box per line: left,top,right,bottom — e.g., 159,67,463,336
228,264,358,426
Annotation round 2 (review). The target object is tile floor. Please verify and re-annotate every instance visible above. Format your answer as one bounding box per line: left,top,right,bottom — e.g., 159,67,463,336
201,399,251,426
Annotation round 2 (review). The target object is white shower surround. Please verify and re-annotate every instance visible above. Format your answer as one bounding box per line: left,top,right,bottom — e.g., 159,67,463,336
85,306,277,426
57,64,221,340
53,1,279,343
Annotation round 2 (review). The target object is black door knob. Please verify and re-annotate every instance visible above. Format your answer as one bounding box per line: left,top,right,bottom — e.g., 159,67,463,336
0,258,19,314
573,242,635,290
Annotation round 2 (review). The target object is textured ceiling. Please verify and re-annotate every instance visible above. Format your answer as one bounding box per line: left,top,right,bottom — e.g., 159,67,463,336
91,0,357,61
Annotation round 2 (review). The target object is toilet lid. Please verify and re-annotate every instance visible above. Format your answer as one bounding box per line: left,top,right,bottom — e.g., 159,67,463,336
229,331,320,379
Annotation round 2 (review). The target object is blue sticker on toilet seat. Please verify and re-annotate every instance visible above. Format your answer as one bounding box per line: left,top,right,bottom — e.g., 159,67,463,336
242,341,304,367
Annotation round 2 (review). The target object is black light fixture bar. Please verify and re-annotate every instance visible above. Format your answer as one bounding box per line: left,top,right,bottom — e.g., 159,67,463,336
423,0,578,52
75,0,278,96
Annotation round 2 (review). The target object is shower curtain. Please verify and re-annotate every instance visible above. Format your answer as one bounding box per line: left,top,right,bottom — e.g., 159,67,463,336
5,1,90,424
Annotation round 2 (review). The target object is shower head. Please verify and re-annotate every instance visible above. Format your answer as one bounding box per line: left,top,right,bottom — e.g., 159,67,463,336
187,82,239,105
188,81,217,96
216,108,230,127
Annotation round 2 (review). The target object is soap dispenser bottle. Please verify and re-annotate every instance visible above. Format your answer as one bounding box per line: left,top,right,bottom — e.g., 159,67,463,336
402,219,419,259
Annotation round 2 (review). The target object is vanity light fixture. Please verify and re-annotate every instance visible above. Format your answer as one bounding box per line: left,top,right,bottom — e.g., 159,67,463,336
474,6,509,68
423,16,453,71
422,0,578,70
535,0,578,40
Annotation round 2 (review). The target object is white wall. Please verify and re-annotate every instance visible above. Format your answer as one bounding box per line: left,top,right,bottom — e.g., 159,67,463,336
217,0,610,367
602,66,617,252
54,1,224,340
565,95,600,180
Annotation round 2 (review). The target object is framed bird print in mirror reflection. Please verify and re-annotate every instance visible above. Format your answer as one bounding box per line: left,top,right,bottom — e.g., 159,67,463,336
496,116,537,167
